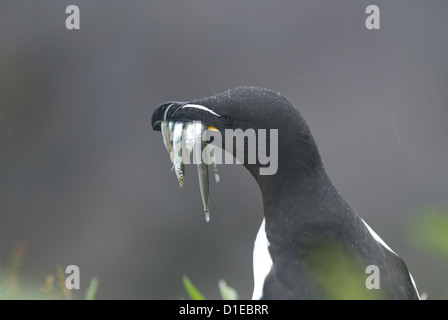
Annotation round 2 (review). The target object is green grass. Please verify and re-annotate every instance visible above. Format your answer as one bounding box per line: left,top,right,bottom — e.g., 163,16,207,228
0,243,99,300
182,275,239,300
182,275,206,300
85,277,100,300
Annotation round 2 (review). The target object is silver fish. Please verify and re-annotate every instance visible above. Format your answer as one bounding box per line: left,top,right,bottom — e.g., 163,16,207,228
209,147,220,183
161,121,172,153
168,121,175,163
195,122,210,222
183,122,196,161
161,121,176,164
161,121,174,164
173,122,185,187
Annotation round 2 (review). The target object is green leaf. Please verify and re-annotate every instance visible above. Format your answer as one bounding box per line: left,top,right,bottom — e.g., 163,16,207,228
218,280,239,300
182,275,205,300
85,277,100,300
409,206,448,257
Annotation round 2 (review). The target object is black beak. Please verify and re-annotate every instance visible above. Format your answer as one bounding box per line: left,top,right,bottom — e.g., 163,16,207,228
152,101,220,131
151,102,184,131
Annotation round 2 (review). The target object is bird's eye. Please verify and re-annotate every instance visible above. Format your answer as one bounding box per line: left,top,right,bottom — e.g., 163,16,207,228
220,115,232,124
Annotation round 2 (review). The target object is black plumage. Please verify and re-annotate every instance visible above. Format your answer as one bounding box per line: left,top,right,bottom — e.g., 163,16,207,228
151,86,419,300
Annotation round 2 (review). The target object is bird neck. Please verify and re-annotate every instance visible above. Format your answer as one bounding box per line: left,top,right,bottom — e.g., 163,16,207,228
258,163,343,250
245,126,328,209
244,132,346,245
257,160,331,217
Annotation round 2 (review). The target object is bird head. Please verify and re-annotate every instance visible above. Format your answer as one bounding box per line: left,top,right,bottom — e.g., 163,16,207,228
151,86,322,180
152,86,298,133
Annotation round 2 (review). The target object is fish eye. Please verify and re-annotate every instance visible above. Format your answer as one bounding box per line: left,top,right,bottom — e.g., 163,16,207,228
220,115,232,124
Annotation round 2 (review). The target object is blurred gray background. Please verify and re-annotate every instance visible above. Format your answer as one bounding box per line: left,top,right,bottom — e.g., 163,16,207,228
0,0,447,299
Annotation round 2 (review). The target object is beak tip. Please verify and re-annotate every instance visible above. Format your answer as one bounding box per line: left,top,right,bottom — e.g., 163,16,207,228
151,101,184,131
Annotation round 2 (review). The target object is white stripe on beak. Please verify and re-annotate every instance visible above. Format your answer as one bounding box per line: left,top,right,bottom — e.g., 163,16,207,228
181,104,221,117
163,103,175,121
